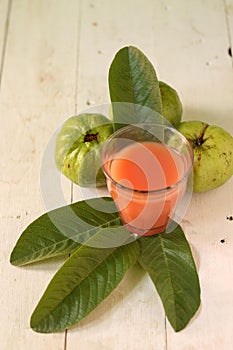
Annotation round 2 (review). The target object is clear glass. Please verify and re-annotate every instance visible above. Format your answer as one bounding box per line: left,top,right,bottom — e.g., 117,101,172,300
101,123,194,235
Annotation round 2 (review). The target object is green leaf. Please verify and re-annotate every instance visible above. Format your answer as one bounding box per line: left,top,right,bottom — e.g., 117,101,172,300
10,197,132,266
30,232,140,333
108,46,163,129
138,224,201,332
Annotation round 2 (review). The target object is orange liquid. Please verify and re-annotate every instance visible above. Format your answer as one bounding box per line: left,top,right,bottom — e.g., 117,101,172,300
106,141,186,235
110,142,180,191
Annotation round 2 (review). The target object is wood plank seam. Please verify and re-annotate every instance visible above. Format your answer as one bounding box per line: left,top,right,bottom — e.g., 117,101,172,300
64,2,82,348
74,0,83,116
0,0,12,93
223,0,233,68
165,317,168,350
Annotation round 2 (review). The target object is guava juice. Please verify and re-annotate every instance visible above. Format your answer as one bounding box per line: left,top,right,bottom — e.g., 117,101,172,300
105,141,188,235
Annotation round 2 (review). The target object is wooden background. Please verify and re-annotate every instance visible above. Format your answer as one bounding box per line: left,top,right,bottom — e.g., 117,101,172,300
0,0,233,349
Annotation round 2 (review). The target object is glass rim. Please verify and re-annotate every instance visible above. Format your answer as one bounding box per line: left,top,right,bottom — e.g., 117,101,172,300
101,123,194,194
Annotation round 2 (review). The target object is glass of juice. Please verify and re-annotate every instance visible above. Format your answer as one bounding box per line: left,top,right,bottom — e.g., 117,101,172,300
101,123,193,236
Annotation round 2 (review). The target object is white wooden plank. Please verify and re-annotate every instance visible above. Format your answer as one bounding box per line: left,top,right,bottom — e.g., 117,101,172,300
69,1,167,349
0,0,79,216
154,0,233,349
71,0,233,349
151,0,233,132
0,0,80,349
74,0,159,112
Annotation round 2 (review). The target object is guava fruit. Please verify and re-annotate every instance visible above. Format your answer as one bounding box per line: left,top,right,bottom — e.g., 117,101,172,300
55,113,113,187
177,121,233,192
159,81,183,127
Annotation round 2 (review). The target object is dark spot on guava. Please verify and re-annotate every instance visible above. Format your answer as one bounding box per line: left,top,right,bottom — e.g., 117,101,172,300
228,47,232,57
67,164,71,168
205,145,211,150
84,132,98,142
226,215,233,221
220,239,225,244
197,154,201,161
212,178,216,182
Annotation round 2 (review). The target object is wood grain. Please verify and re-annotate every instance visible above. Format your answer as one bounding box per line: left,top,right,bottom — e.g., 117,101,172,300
0,0,79,349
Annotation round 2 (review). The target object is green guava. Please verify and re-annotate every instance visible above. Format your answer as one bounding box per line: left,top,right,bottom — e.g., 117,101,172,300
159,81,183,127
178,121,233,192
55,113,113,187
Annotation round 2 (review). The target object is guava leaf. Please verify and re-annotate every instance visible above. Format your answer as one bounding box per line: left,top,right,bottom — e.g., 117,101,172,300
108,46,163,129
30,232,140,333
10,198,132,266
138,225,201,332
